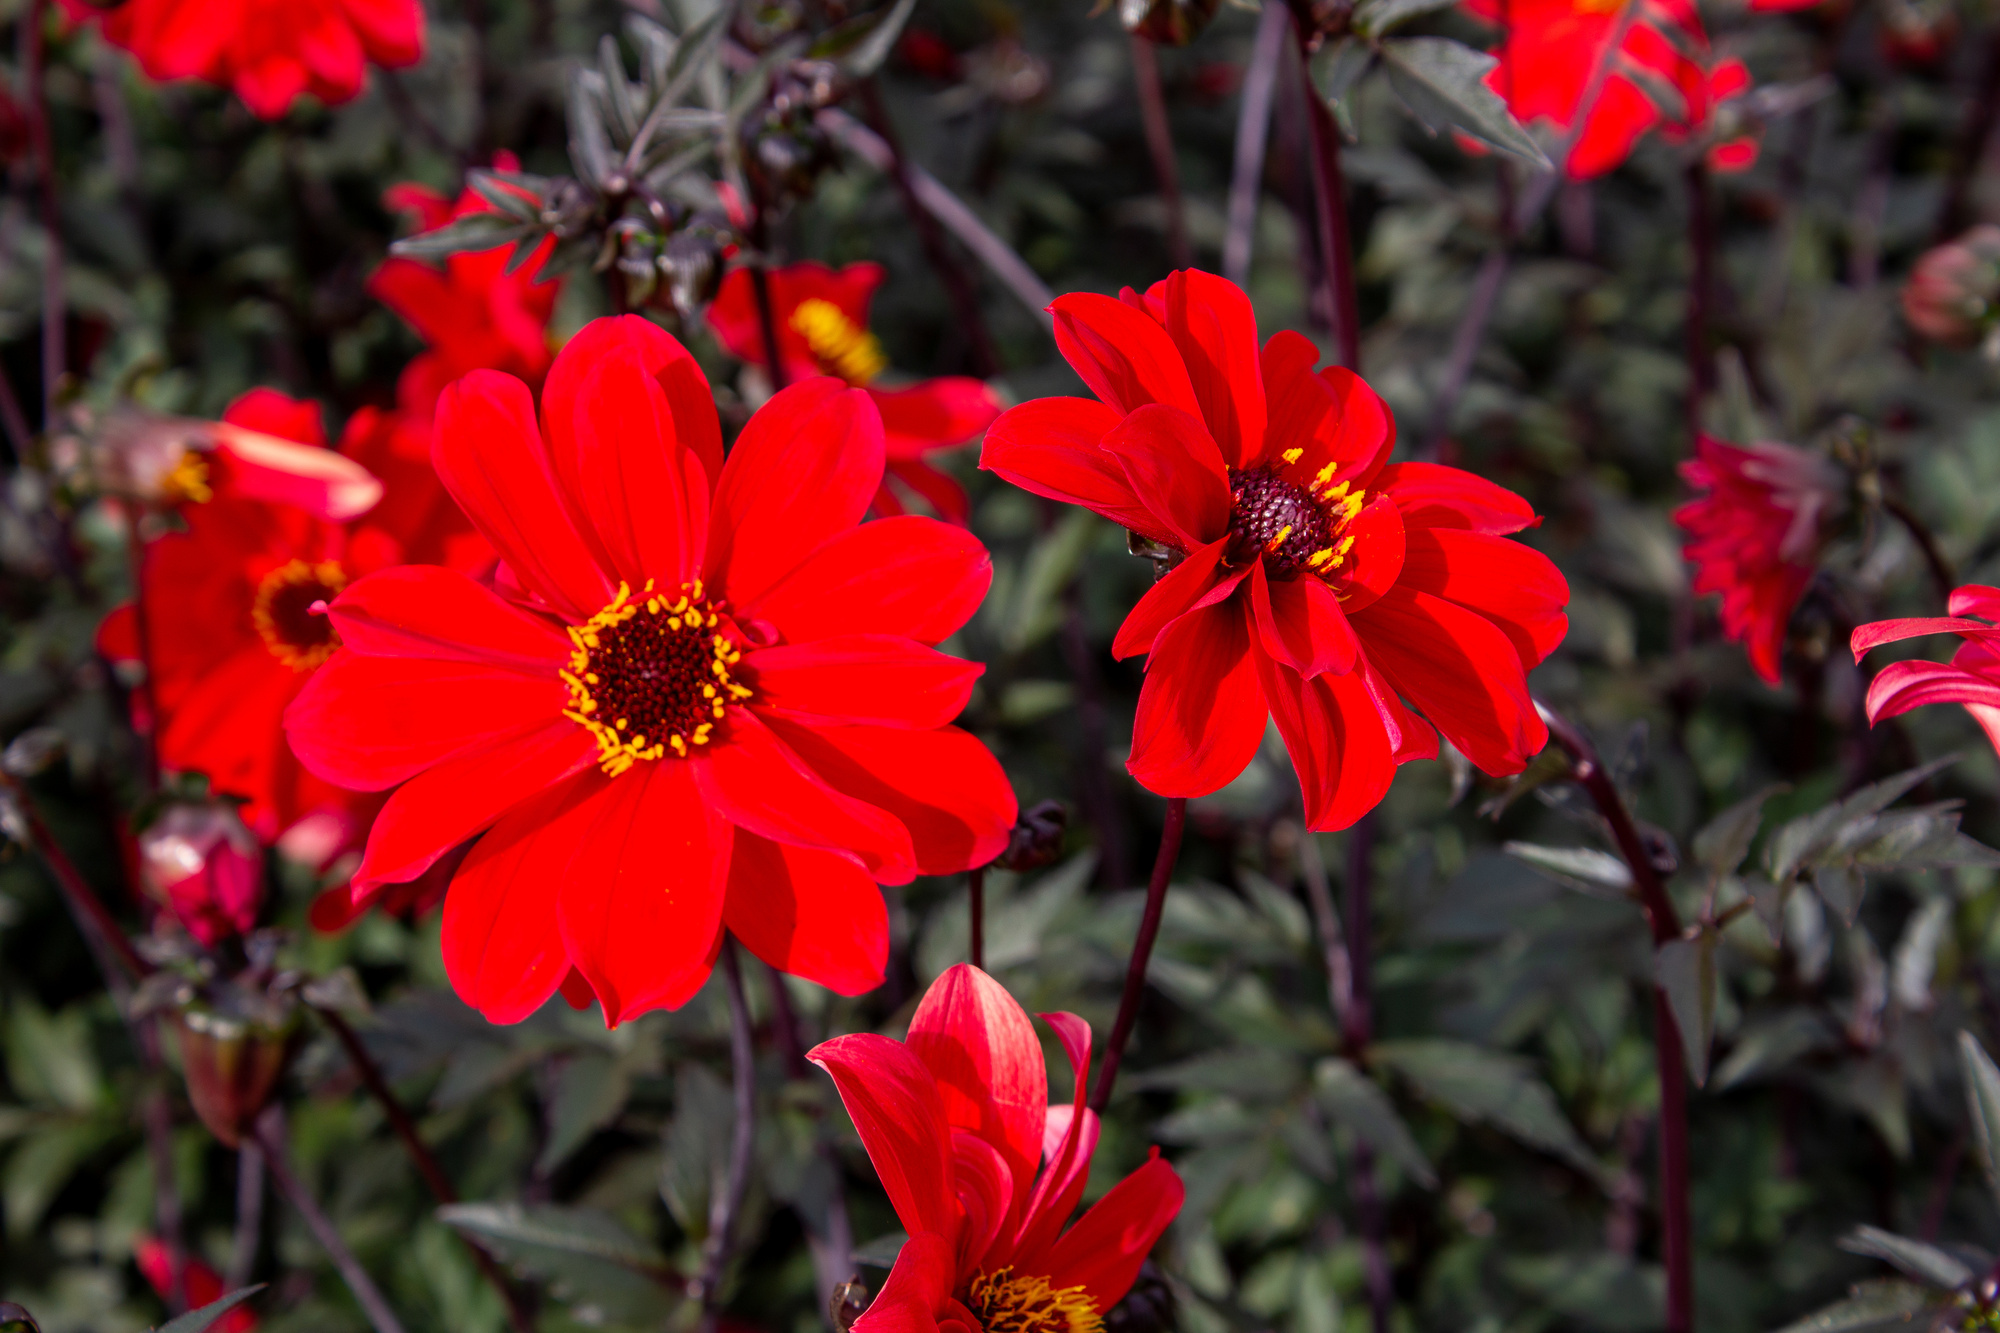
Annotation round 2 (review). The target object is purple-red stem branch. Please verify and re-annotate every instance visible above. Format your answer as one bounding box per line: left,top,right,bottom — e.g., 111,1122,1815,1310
1290,24,1360,368
22,0,65,423
255,1110,408,1333
1130,34,1192,270
1088,797,1187,1114
698,938,757,1330
1685,159,1716,439
968,865,986,971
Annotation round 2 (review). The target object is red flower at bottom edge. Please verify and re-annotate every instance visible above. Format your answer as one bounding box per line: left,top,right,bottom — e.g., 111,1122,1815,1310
709,262,1001,524
1853,584,2000,759
810,965,1183,1333
135,1237,257,1333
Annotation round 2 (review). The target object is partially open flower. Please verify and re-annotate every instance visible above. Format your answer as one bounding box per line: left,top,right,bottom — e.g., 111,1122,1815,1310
140,804,265,948
1902,225,2000,348
171,1005,295,1148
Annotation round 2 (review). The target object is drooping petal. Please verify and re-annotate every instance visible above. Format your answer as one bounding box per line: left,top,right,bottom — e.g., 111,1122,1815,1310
693,709,917,884
764,720,1016,877
908,965,1050,1226
808,1033,961,1241
1161,270,1266,469
1353,587,1546,775
432,371,613,621
850,1232,956,1333
1375,462,1541,535
211,422,384,522
323,565,572,669
1048,292,1202,419
1255,652,1399,832
1037,1151,1184,1312
540,315,723,491
442,771,609,1024
1397,527,1570,669
1864,659,2000,723
1851,616,2000,659
1111,539,1246,661
1249,563,1359,679
980,399,1166,542
724,831,889,995
707,380,886,609
742,516,992,647
558,760,731,1024
1127,598,1267,798
745,635,982,730
1097,405,1234,550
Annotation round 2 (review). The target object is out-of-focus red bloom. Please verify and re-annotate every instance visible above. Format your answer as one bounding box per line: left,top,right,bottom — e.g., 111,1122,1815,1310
898,29,964,80
136,1238,257,1333
1466,0,1757,177
709,262,1001,524
983,270,1567,830
1852,586,2000,757
810,965,1183,1333
1674,436,1840,685
284,316,1017,1025
1902,225,2000,347
62,0,424,121
370,157,561,416
99,388,484,845
139,804,264,947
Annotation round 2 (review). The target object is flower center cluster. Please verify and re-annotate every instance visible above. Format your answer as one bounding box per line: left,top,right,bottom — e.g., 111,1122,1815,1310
790,298,888,385
1227,462,1365,576
967,1268,1103,1333
562,580,752,776
252,559,346,670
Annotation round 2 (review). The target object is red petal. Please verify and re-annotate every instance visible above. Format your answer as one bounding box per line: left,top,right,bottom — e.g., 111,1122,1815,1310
1039,1151,1184,1311
886,459,972,526
1353,587,1546,775
1161,271,1266,469
1258,334,1395,490
353,720,598,892
807,1033,961,1241
1375,462,1540,535
872,379,1003,456
223,387,326,447
764,721,1017,877
558,761,731,1024
1951,585,2000,620
541,315,723,490
742,516,991,646
1398,527,1570,669
211,424,384,522
693,709,917,884
724,831,888,994
433,371,613,622
1111,539,1245,661
1009,1012,1094,1266
747,635,982,730
1098,404,1233,549
908,965,1050,1226
442,771,608,1023
980,399,1167,543
1255,652,1399,831
1865,659,2000,724
1127,598,1267,798
1250,563,1359,678
707,380,885,609
1851,616,2000,659
1049,292,1202,419
323,566,570,668
850,1231,955,1333
1327,493,1406,615
98,602,139,664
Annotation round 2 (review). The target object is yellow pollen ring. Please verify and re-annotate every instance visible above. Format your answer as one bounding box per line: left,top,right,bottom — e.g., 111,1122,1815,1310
968,1267,1103,1333
251,558,346,671
789,298,889,386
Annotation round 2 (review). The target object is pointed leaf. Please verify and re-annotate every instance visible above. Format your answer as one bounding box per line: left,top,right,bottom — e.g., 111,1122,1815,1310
155,1287,265,1333
1771,1280,1947,1333
1657,932,1717,1087
1503,842,1633,899
1379,37,1550,166
1958,1031,2000,1212
1836,1227,1974,1291
1371,1039,1600,1179
1314,1058,1437,1189
1693,785,1786,878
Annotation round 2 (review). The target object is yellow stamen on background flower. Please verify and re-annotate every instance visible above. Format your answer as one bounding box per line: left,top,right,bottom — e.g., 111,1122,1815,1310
252,559,346,671
789,298,889,386
967,1267,1103,1333
163,451,214,505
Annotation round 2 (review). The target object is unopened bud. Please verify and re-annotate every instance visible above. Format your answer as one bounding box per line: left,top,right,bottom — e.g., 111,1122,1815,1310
997,800,1068,872
171,1008,295,1149
1902,225,2000,347
140,805,265,948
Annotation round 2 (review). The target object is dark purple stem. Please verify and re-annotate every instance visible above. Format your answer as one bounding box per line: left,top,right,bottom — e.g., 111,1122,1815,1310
1291,25,1360,368
969,865,986,970
1130,34,1192,270
22,0,65,423
697,939,757,1330
1088,797,1187,1114
1685,159,1715,438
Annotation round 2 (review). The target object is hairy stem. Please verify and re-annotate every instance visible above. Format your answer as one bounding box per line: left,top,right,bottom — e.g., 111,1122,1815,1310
1089,797,1187,1114
256,1110,409,1333
1130,34,1192,269
698,939,758,1330
1224,1,1290,288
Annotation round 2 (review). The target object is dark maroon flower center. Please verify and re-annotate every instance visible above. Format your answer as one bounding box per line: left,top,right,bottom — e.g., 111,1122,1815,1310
1228,467,1341,574
253,560,345,671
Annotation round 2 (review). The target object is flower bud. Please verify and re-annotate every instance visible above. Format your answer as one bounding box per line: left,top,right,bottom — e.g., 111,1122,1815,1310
171,1008,294,1149
996,800,1068,872
140,805,265,947
1902,225,2000,347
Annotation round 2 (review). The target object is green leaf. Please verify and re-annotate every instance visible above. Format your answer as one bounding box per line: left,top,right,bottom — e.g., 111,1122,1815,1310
155,1287,264,1333
1656,932,1717,1086
1692,785,1786,878
660,1063,735,1237
998,510,1100,654
815,0,922,77
389,214,532,262
537,1050,634,1174
1835,1226,1973,1291
1352,0,1458,38
1712,1009,1834,1090
1311,37,1374,108
1502,841,1632,899
1766,757,1958,882
1313,1058,1437,1189
465,172,541,223
1378,37,1550,166
1959,1031,2000,1211
1770,1280,1944,1333
440,1203,678,1324
1371,1039,1600,1178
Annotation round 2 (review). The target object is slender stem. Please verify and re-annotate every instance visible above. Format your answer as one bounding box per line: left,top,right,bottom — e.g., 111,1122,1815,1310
1421,249,1508,455
748,260,789,393
760,963,854,1324
1884,494,1957,606
1542,708,1692,1333
968,865,986,970
1062,586,1128,889
255,1110,410,1333
1934,22,2000,243
227,1139,265,1291
0,366,31,462
23,0,65,423
856,80,999,378
10,782,150,979
1130,35,1191,269
123,508,159,789
144,1086,187,1311
1296,829,1353,1035
1290,23,1360,368
698,939,757,1331
1088,797,1187,1114
1344,817,1391,1333
1685,158,1716,438
313,1006,536,1333
1225,1,1290,288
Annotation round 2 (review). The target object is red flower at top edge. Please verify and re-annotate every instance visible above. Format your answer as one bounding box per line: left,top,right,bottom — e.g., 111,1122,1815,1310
62,0,424,121
283,316,1018,1025
708,262,1001,525
982,270,1570,831
1852,585,2000,760
810,965,1183,1333
1673,435,1840,686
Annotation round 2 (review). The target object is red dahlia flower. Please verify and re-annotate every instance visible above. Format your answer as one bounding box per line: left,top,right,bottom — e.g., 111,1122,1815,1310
370,160,562,416
981,270,1568,830
1852,586,2000,758
1466,0,1756,177
136,1238,257,1333
1902,225,2000,348
138,803,265,947
283,316,1017,1024
709,262,1001,524
810,964,1183,1333
63,0,424,121
1673,435,1840,685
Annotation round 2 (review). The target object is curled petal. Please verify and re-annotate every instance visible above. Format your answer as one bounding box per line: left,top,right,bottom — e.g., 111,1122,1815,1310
1127,597,1267,798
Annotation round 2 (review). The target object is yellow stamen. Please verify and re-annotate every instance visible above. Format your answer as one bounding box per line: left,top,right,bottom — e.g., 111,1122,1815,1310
967,1267,1103,1333
789,298,889,385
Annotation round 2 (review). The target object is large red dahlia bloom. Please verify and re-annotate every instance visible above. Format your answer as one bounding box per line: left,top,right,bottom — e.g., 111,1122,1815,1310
982,270,1568,830
63,0,424,121
708,262,1001,523
1673,435,1840,685
284,316,1017,1024
811,965,1183,1333
1852,586,2000,759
